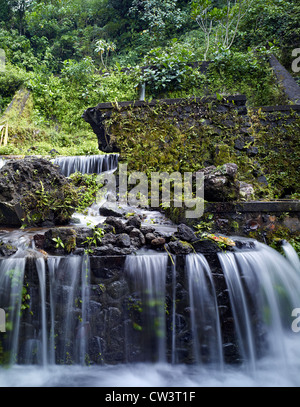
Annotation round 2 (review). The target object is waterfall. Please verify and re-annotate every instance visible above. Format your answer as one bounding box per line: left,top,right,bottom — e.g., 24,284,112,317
218,252,257,372
77,254,90,365
282,241,300,271
36,258,47,366
186,254,224,368
124,254,168,363
139,83,146,101
171,255,176,364
0,158,6,170
218,242,300,372
0,238,300,387
47,255,88,365
53,154,119,177
0,257,26,364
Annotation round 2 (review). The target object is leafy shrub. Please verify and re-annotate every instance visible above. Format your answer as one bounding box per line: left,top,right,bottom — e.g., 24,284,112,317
207,46,287,106
0,63,30,112
0,29,38,71
136,41,205,98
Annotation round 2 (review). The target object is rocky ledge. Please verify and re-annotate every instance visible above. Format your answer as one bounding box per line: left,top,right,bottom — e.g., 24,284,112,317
29,214,228,257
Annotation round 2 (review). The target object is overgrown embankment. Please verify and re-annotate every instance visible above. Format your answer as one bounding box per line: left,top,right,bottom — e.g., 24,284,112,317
99,97,300,201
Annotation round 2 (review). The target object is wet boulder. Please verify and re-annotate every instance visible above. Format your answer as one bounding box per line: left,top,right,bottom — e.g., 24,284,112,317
175,224,197,242
166,240,193,255
115,233,131,248
0,157,79,227
0,241,18,257
126,215,142,229
200,163,240,202
150,237,166,248
99,203,126,218
104,217,126,234
129,228,145,248
141,226,156,235
43,227,78,254
238,181,254,201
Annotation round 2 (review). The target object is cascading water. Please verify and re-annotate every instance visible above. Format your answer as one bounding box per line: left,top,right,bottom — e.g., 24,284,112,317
0,240,300,387
186,254,224,369
47,255,90,365
124,254,168,363
53,154,119,177
282,241,300,271
0,257,26,364
36,258,47,366
218,241,300,375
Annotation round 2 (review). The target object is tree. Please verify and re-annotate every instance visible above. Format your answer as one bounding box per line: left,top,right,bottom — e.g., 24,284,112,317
0,0,13,23
191,0,254,60
94,39,116,70
11,0,32,34
129,0,185,43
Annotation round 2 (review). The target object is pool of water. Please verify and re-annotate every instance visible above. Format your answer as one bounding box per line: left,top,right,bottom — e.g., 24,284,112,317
1,334,300,387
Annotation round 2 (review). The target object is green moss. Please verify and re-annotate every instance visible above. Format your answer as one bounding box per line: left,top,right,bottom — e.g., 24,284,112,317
21,182,80,227
250,109,300,199
214,144,233,166
105,99,300,208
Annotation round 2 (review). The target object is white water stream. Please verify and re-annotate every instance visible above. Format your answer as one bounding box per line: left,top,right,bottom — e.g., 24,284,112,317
0,155,299,387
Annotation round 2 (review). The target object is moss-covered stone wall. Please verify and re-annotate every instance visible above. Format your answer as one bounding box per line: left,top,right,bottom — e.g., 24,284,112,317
86,96,300,201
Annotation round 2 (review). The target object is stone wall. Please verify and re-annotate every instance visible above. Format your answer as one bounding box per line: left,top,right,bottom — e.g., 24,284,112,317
82,95,248,153
16,252,241,365
83,96,300,200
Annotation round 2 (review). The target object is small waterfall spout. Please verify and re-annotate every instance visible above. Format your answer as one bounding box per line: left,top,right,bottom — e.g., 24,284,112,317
47,255,90,365
125,254,168,363
186,254,224,368
282,241,300,271
53,154,119,177
0,257,26,364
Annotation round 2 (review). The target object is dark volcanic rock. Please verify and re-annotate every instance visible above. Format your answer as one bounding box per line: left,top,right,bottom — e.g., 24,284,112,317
43,227,78,253
129,228,145,247
99,203,125,218
167,240,193,255
199,163,240,202
101,232,117,246
0,157,76,227
141,226,156,235
175,224,197,242
126,215,142,229
192,239,221,253
105,217,126,234
116,233,131,248
93,244,134,256
145,232,157,243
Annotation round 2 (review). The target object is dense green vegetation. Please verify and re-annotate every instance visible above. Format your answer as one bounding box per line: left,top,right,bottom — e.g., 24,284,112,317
0,0,298,253
0,0,299,157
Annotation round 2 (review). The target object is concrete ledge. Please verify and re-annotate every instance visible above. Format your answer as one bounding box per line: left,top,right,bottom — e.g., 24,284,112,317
205,200,300,213
93,94,248,110
256,105,300,113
